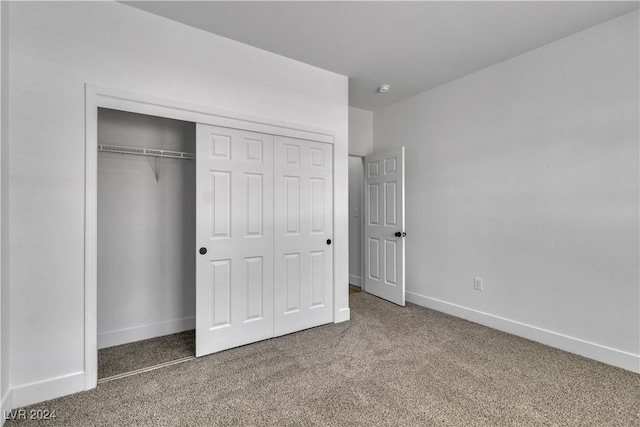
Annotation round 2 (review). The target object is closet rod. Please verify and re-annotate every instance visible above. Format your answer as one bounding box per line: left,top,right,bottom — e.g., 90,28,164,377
98,144,195,160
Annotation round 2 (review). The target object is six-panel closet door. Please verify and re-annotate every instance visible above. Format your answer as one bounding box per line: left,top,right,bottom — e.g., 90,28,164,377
273,136,333,336
195,124,333,357
195,125,275,357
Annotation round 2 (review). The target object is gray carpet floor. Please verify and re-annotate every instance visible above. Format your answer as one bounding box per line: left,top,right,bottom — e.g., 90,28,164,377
7,292,640,426
98,330,195,379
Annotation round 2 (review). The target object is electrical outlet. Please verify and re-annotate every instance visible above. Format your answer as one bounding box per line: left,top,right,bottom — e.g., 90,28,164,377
474,277,483,291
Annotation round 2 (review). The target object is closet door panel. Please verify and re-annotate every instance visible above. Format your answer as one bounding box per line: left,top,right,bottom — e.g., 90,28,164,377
244,256,264,321
210,259,231,328
196,124,274,357
274,137,333,336
244,173,264,237
210,171,231,239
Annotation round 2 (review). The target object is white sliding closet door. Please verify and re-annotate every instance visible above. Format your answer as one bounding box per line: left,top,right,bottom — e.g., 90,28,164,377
274,137,333,336
195,126,334,357
195,124,274,357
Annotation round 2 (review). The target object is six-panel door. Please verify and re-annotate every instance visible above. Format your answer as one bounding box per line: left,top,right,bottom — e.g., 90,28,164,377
273,136,333,336
364,147,405,306
195,125,275,356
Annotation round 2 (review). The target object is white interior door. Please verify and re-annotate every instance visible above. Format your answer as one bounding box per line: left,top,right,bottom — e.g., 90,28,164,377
364,147,405,306
195,124,274,356
274,136,333,336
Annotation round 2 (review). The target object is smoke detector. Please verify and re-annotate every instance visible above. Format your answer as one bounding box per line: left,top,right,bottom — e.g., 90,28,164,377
378,85,391,93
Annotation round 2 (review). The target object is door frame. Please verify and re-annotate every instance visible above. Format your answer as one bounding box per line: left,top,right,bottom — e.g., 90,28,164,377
84,84,341,390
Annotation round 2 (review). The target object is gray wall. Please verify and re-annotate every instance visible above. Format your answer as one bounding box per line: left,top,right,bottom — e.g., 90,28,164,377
97,109,195,348
374,11,640,371
348,107,373,156
0,0,9,412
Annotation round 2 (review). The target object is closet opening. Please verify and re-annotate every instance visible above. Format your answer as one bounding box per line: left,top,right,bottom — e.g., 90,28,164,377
97,108,196,381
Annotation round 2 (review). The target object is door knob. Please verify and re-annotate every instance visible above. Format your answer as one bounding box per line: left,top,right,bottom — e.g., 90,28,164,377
394,232,402,237
326,239,332,245
199,247,207,255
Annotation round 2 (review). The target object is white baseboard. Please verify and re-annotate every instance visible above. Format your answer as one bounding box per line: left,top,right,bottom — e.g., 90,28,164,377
348,275,362,286
335,307,350,323
12,372,84,409
1,389,12,426
406,291,640,374
98,316,195,349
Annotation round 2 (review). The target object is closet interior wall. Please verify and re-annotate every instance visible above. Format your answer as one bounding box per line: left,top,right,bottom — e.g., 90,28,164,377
97,108,196,349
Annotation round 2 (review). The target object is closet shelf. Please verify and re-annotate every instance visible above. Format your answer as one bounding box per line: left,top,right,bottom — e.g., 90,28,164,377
98,144,195,160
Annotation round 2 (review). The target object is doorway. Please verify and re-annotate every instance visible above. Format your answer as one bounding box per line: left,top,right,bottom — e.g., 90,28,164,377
348,155,364,290
97,108,196,380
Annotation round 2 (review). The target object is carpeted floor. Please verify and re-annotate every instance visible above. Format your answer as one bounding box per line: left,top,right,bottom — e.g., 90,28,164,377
98,330,195,379
7,292,640,426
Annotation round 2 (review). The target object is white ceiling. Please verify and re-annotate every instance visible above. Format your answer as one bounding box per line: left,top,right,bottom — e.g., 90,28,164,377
124,1,639,111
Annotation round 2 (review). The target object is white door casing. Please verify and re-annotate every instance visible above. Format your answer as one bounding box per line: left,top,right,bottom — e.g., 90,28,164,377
85,85,345,391
196,124,275,356
364,147,405,306
274,136,334,336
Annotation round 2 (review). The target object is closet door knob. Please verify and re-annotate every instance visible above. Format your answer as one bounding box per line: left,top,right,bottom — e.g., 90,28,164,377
199,247,207,255
326,239,332,245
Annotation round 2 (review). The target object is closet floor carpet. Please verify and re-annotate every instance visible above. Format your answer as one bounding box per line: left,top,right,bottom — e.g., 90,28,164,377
98,330,195,379
8,293,640,426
